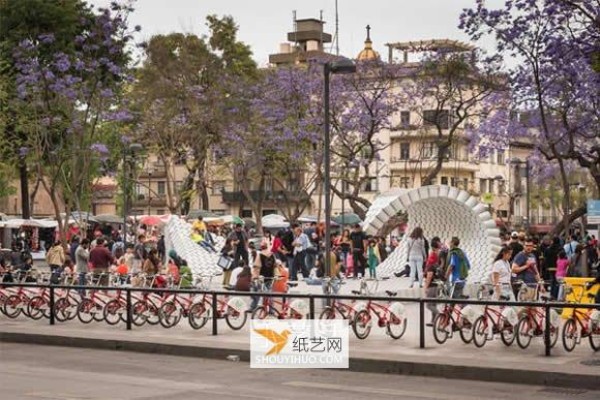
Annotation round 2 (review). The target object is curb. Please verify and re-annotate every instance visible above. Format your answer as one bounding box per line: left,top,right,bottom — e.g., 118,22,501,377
1,331,599,390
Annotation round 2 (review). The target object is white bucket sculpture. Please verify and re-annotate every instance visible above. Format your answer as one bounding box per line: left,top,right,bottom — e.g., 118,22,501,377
362,185,501,283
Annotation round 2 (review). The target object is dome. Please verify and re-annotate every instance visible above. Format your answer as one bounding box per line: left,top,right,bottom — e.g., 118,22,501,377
356,25,380,61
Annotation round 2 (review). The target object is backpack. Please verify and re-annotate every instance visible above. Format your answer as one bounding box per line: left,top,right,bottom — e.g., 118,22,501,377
259,253,275,278
449,248,470,280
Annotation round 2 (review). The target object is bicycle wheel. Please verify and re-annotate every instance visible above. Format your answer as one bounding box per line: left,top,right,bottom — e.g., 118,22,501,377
54,297,73,323
225,306,248,330
188,302,209,330
500,323,516,346
432,313,450,344
516,316,533,349
251,306,268,320
77,298,95,324
131,301,148,326
549,323,559,349
352,310,372,340
103,299,123,325
145,301,160,325
589,322,600,351
159,301,181,328
26,296,48,320
458,319,474,344
472,316,488,348
562,318,578,352
386,312,407,340
3,295,23,318
319,306,336,320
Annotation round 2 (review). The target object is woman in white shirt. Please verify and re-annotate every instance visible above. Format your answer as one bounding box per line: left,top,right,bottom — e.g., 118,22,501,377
491,246,514,301
406,227,427,288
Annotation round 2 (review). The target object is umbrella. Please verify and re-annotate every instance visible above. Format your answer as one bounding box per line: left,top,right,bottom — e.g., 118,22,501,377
261,214,289,229
95,214,123,224
186,209,219,220
139,215,163,226
333,213,362,226
60,211,98,224
297,215,318,223
232,216,245,225
243,218,256,229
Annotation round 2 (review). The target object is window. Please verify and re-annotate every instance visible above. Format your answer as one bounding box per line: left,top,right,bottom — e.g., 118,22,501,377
241,210,253,218
361,177,378,192
263,210,277,217
211,210,225,216
480,179,487,194
488,179,495,194
400,177,411,188
421,142,437,159
450,177,457,187
497,150,505,164
423,109,449,129
441,176,448,185
264,177,273,192
360,147,373,159
400,143,410,160
497,210,508,218
175,181,183,192
212,180,226,195
157,209,165,215
287,177,300,192
462,179,469,190
157,181,166,196
400,111,410,127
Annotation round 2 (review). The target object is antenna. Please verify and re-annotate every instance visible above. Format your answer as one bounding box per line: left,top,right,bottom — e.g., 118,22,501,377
335,0,339,55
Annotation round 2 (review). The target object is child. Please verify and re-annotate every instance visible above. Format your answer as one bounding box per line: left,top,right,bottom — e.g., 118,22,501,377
367,239,380,279
555,250,570,301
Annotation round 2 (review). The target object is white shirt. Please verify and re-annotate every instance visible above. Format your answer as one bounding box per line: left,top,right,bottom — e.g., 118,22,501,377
491,259,512,285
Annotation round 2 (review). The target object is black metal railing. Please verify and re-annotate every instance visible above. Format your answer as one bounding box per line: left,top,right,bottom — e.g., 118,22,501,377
1,281,598,357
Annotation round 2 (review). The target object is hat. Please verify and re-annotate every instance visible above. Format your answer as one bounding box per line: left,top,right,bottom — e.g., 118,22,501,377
511,231,518,238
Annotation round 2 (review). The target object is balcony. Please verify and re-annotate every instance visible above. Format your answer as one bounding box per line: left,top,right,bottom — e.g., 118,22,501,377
222,190,311,204
132,194,168,207
139,163,167,179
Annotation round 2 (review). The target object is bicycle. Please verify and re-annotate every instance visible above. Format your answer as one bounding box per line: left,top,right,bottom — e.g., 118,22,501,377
251,276,308,320
319,277,365,322
352,286,407,340
472,283,518,347
562,283,600,352
431,280,475,344
515,282,559,349
187,275,248,330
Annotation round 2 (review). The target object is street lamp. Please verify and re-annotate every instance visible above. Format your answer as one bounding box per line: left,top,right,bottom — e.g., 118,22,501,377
324,58,357,277
123,143,143,248
510,157,530,232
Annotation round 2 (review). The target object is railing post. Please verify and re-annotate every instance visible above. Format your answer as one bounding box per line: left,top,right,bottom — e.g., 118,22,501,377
126,289,132,331
49,285,55,326
544,304,551,357
419,299,425,349
309,296,315,320
212,292,218,336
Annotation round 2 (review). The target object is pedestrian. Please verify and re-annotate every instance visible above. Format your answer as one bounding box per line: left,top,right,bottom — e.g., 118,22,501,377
220,238,235,287
555,250,569,300
508,231,523,263
142,248,161,276
46,240,65,284
291,226,310,281
406,227,427,288
367,239,379,279
563,234,579,260
228,223,249,270
271,230,286,263
69,236,80,265
491,246,514,301
75,238,90,295
133,234,146,273
424,237,443,325
349,224,368,278
377,236,388,263
88,238,114,286
234,260,252,292
446,236,470,298
511,237,543,300
250,243,276,311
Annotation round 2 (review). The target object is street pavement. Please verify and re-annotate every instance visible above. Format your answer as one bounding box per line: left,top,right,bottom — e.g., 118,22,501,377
1,343,599,400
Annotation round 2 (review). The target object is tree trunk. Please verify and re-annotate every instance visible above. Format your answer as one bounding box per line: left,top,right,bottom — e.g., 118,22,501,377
550,205,586,237
19,160,30,219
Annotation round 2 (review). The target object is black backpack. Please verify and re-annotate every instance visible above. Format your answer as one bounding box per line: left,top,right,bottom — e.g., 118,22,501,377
259,254,275,278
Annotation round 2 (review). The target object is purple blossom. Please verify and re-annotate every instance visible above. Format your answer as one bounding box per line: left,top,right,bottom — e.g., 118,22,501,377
38,33,55,44
18,147,29,157
90,143,109,154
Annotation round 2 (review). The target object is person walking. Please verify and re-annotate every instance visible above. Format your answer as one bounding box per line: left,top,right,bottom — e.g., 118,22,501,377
446,236,470,298
228,223,249,270
291,226,310,281
46,240,65,284
88,238,114,286
406,227,427,288
367,239,380,279
511,238,543,300
220,238,235,287
75,238,90,295
350,224,368,278
491,246,514,301
424,237,443,325
508,232,524,263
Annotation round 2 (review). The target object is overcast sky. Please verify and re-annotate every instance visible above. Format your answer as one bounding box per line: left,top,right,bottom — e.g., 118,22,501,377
93,0,504,66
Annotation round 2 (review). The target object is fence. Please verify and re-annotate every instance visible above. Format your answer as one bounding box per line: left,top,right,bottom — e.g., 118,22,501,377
1,281,598,357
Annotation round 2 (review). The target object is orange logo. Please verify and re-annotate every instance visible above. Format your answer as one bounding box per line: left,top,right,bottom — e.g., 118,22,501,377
253,329,291,355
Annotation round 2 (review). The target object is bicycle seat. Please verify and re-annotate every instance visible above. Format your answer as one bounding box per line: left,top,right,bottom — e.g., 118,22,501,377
381,276,390,281
540,294,552,301
351,290,361,295
458,295,469,299
223,285,236,291
586,293,597,299
385,290,397,297
499,295,510,301
287,282,298,288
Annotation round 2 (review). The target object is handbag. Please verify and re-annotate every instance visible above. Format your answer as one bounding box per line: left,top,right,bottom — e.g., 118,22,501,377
217,255,234,270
